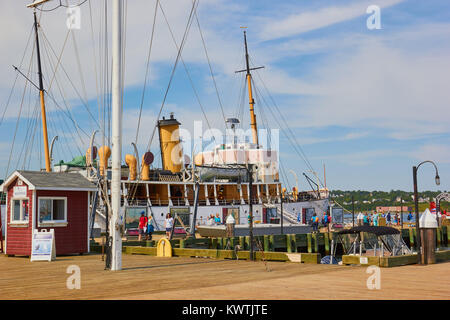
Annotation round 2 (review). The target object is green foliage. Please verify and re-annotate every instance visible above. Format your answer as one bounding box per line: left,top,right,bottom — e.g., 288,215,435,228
330,190,449,212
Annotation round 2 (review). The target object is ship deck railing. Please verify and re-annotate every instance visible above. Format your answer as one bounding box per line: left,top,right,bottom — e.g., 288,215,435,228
121,197,274,207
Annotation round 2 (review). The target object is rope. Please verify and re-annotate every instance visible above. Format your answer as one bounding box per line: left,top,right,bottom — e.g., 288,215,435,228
253,66,325,187
36,0,88,12
193,8,228,129
135,0,159,146
160,1,214,136
145,0,199,152
1,25,34,129
5,43,35,179
88,0,103,150
40,28,100,129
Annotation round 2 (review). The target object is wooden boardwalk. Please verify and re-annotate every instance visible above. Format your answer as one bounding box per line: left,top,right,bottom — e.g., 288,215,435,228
0,253,448,300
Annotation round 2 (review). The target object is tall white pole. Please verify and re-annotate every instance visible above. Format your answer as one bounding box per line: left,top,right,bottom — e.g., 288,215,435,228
111,0,123,271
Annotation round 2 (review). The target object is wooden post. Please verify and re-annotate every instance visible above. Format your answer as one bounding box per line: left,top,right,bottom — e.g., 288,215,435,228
179,239,185,249
409,228,415,248
307,233,312,253
239,236,245,249
290,234,297,253
211,238,218,249
447,226,450,246
263,235,269,252
286,234,292,253
231,237,237,248
437,227,442,248
269,235,274,252
312,233,319,253
324,232,330,255
245,236,250,251
442,226,450,247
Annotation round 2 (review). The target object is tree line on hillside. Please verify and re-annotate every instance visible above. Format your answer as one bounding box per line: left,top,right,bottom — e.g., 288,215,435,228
330,190,449,211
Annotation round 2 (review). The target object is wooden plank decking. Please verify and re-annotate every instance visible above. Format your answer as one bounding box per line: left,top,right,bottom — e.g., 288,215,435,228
0,253,448,300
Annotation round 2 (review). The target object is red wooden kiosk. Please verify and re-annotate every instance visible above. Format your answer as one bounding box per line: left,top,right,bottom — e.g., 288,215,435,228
0,204,3,253
0,170,97,256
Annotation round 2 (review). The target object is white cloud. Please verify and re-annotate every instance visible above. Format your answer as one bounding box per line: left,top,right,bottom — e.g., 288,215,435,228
293,131,369,146
409,144,450,164
315,148,396,166
259,0,405,41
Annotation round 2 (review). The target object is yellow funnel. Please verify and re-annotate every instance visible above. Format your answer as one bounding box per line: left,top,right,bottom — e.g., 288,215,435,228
158,114,183,173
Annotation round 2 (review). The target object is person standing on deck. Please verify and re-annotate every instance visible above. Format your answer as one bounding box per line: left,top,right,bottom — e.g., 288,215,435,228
363,213,369,226
407,212,413,221
214,213,221,225
138,211,148,242
323,212,330,232
386,212,391,225
373,212,379,226
311,213,319,233
146,216,154,240
356,212,364,226
165,213,174,238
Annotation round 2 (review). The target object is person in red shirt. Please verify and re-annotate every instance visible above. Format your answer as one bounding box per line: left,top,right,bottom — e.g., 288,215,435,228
138,211,148,242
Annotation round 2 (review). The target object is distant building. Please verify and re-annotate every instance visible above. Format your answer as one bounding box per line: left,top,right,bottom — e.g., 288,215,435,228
376,206,412,213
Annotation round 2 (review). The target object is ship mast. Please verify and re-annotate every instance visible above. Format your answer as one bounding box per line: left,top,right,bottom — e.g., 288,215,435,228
110,0,123,271
236,30,264,147
27,4,51,172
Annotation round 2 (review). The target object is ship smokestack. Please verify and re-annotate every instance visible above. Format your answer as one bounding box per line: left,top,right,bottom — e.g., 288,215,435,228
158,114,183,173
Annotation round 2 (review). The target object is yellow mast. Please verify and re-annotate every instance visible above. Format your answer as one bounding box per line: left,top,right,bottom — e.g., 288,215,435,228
244,31,258,146
236,30,264,147
33,10,51,172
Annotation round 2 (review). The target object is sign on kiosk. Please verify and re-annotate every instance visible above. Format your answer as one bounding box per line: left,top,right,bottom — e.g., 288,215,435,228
31,229,56,262
13,186,27,197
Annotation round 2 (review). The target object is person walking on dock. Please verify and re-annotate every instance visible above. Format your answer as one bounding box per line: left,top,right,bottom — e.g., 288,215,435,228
165,213,174,238
146,216,154,240
138,211,148,242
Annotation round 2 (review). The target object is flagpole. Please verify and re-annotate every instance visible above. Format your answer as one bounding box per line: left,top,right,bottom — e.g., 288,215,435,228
111,0,123,271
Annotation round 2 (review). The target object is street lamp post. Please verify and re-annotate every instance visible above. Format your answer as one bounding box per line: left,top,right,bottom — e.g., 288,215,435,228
400,197,403,233
412,160,440,265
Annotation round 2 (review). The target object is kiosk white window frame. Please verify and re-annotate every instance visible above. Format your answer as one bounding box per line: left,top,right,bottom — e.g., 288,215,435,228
38,197,67,226
10,198,29,224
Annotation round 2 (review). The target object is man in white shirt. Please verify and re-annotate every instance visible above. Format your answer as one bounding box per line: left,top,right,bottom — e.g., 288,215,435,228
165,213,174,238
356,212,364,226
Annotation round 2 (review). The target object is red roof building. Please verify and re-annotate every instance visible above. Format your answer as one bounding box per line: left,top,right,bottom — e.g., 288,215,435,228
0,171,97,256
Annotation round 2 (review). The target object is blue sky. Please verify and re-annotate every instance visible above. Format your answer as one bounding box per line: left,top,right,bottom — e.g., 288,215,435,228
0,0,449,192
